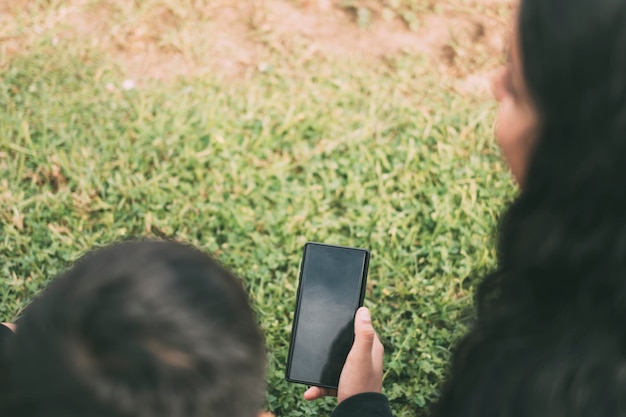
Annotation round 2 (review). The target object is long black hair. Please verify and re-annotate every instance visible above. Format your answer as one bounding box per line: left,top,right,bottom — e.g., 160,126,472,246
431,0,626,416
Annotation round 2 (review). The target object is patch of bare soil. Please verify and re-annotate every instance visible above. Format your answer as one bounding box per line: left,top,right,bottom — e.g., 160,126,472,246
1,0,513,94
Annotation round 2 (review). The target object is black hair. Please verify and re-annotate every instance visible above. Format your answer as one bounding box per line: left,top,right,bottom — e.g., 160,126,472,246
0,240,266,417
431,0,626,416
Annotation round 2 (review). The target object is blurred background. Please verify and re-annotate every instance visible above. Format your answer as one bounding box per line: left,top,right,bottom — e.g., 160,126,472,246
1,1,514,416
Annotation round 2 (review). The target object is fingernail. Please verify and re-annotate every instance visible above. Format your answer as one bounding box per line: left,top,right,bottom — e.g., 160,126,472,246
360,307,371,322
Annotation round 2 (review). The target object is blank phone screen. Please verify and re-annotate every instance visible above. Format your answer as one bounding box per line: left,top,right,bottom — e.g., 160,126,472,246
287,243,368,388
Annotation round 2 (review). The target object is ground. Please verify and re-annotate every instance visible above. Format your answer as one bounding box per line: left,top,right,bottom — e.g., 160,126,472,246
1,0,512,94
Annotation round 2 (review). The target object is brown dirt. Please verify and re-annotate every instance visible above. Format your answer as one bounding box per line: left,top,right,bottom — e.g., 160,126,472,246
0,0,513,93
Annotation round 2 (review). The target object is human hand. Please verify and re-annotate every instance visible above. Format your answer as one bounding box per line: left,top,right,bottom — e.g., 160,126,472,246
303,307,384,403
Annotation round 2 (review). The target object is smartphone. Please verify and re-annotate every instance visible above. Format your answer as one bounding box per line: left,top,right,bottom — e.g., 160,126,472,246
285,242,370,389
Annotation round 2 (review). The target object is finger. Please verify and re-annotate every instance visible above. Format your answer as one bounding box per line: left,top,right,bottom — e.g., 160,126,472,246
303,386,337,401
352,307,376,354
303,387,322,401
304,386,334,400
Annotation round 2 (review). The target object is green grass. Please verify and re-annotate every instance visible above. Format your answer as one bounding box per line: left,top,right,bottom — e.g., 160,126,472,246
0,3,515,416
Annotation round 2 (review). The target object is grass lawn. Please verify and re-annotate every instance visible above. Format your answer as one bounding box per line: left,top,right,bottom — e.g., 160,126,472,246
1,1,515,415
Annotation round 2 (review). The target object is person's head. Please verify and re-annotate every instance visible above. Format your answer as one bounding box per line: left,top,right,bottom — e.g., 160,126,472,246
486,0,626,319
0,240,266,417
492,0,626,192
432,1,626,416
485,0,626,317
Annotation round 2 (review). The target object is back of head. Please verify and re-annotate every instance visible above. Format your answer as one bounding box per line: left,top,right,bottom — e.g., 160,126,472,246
0,240,266,417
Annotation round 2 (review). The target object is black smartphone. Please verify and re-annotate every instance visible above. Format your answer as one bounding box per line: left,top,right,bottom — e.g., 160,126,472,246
285,242,370,389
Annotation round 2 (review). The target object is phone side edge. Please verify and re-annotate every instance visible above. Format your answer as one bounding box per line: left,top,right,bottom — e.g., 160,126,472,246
358,249,370,308
284,243,311,382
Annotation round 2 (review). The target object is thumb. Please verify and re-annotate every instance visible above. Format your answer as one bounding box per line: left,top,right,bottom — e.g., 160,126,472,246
337,307,383,403
353,307,375,352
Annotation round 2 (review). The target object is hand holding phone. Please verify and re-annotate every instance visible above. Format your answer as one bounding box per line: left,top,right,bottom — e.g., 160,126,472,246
285,243,370,389
303,307,384,403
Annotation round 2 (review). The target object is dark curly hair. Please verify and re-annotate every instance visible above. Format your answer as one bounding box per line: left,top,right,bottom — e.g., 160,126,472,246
431,1,626,416
0,240,266,417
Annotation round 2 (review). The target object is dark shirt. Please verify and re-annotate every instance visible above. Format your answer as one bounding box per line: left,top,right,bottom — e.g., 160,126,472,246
0,324,12,350
0,324,13,383
331,393,393,417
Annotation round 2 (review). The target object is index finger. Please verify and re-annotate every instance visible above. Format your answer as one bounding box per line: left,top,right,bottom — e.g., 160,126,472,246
303,386,338,401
